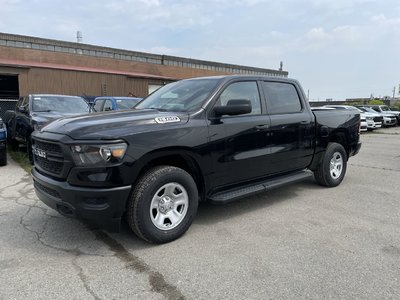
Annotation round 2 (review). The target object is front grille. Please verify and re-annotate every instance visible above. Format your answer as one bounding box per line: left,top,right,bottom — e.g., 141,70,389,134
373,116,383,122
34,140,62,154
35,156,64,174
34,181,61,199
32,139,66,176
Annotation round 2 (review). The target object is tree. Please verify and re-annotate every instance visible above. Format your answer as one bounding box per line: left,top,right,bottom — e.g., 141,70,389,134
368,99,385,105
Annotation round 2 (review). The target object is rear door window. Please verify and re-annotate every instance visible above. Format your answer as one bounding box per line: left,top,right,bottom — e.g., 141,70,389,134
262,82,302,114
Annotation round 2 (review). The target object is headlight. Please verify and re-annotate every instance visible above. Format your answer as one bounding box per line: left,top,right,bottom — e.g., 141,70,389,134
70,142,127,166
366,117,373,121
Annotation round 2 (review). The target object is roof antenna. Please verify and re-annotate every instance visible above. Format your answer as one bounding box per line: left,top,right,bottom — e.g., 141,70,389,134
77,31,83,43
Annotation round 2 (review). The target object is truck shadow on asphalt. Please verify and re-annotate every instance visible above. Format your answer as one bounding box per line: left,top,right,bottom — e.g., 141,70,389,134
194,177,318,226
113,176,320,248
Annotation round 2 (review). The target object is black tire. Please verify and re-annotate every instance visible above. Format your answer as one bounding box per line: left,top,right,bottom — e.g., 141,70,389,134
314,142,347,187
127,166,198,244
0,145,6,166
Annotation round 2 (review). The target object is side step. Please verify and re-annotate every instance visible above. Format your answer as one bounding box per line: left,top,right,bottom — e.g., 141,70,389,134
209,170,313,204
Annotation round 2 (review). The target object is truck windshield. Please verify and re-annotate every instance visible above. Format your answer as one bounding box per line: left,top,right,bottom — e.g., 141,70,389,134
380,106,389,111
136,79,220,112
116,98,142,109
33,96,89,113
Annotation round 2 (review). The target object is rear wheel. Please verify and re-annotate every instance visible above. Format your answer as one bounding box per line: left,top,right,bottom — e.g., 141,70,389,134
314,142,347,187
126,166,198,244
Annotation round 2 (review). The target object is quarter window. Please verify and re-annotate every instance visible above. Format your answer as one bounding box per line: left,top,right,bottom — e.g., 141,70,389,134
262,82,302,114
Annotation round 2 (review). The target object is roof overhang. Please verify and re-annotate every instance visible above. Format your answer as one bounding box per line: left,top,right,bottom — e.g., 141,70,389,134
0,58,177,81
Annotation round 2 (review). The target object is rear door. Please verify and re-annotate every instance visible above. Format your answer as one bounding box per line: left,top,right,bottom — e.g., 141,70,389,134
261,81,315,174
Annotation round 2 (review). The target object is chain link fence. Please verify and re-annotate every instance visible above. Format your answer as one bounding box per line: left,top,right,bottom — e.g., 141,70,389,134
0,99,18,119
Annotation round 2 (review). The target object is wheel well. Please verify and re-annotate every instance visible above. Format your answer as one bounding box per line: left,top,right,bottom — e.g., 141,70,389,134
138,154,205,201
328,131,349,157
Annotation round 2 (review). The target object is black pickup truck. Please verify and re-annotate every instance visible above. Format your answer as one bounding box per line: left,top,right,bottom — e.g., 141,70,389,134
31,76,361,243
4,94,90,162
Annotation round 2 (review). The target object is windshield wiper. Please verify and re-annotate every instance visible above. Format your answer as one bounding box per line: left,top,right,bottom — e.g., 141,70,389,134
34,110,53,112
147,107,169,112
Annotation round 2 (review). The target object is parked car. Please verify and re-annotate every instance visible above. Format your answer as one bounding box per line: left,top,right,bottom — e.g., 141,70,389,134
0,108,7,166
360,115,368,132
357,106,397,127
92,96,142,112
4,94,90,163
31,75,361,244
364,105,399,125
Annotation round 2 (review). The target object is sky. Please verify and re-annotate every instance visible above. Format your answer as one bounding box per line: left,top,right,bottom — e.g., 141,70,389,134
0,0,399,101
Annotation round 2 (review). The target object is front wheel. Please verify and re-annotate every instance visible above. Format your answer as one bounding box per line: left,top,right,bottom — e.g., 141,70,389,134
126,166,199,244
314,142,347,187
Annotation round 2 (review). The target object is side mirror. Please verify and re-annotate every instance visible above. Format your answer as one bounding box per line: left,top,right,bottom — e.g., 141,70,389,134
18,105,28,113
213,99,252,116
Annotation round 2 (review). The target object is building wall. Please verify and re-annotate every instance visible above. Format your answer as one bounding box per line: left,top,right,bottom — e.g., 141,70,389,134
0,32,288,99
24,68,167,97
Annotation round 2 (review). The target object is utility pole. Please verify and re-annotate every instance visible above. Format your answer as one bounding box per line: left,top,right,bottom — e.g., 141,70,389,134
393,86,396,99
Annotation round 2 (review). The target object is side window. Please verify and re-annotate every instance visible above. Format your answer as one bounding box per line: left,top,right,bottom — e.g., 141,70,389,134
262,82,302,114
103,99,113,111
216,81,261,115
93,99,105,112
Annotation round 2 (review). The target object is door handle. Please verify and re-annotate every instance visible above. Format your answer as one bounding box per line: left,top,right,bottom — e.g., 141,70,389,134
255,124,269,130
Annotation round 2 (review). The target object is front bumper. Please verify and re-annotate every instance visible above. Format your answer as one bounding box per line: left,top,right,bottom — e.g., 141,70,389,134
32,167,132,232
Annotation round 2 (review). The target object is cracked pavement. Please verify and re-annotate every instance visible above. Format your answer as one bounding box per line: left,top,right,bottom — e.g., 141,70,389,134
0,126,400,299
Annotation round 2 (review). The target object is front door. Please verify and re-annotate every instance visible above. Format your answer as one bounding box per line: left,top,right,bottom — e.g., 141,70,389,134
207,80,271,188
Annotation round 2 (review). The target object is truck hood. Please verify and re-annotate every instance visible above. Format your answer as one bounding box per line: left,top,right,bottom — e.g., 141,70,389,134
32,111,88,128
41,109,189,140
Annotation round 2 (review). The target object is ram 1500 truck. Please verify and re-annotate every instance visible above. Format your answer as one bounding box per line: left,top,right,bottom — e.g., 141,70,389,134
31,76,361,243
4,94,90,163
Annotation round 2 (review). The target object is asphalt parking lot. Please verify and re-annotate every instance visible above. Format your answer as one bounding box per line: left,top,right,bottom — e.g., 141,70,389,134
0,127,399,299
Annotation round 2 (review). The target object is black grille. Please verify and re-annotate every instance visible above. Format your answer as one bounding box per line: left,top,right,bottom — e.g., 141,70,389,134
35,156,64,174
34,140,62,154
34,181,61,199
373,116,383,122
32,139,65,176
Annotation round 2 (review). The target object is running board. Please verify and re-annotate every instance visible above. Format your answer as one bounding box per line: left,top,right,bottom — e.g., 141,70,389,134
209,170,313,204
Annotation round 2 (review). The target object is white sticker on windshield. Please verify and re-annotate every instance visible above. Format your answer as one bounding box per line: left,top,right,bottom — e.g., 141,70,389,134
155,116,181,124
